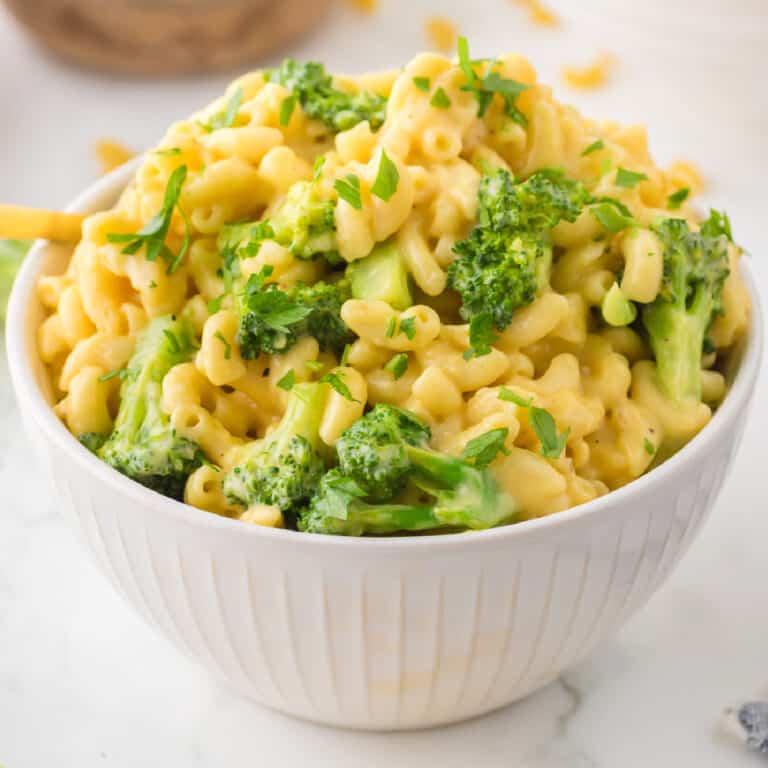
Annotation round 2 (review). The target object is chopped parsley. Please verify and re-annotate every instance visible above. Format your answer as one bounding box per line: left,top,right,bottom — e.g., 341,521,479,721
615,167,648,189
457,36,529,125
430,87,452,109
581,139,605,157
106,165,190,274
461,427,510,468
384,353,408,380
313,155,326,182
320,371,359,402
207,294,225,314
242,266,313,332
279,94,297,126
305,360,324,373
213,330,232,360
385,316,397,338
413,76,431,92
371,149,399,201
277,369,296,391
155,147,182,157
464,312,498,360
149,280,157,289
590,201,635,232
334,174,362,210
643,437,655,455
398,316,416,340
340,343,351,367
667,187,690,210
97,368,125,383
201,87,243,132
499,387,570,459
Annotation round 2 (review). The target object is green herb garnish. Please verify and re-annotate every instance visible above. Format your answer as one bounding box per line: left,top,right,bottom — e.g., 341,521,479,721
97,368,125,383
384,353,408,380
334,174,362,210
413,76,431,92
644,437,655,455
320,371,359,402
667,187,690,210
371,149,399,202
277,369,296,391
581,139,605,157
430,87,452,109
461,427,510,468
615,168,648,189
464,312,498,360
202,87,243,132
499,387,570,458
385,316,397,338
214,330,232,360
398,316,416,340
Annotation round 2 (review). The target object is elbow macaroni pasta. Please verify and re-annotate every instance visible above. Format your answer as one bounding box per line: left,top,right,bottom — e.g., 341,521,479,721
37,50,750,527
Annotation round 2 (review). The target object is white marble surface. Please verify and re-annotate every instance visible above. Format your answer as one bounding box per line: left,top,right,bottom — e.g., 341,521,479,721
2,1,768,765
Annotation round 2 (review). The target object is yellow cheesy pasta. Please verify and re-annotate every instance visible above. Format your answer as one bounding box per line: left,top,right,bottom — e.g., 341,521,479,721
37,42,750,535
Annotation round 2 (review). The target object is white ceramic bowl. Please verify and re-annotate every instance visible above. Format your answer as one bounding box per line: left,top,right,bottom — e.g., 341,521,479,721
6,164,763,730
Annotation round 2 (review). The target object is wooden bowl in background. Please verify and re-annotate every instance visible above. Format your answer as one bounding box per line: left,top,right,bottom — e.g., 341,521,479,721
4,0,333,76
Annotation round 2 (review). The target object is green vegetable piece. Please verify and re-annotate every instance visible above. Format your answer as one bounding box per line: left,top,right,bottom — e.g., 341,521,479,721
334,174,363,210
602,282,638,327
384,353,408,380
615,167,648,189
641,214,731,403
371,149,399,201
499,387,569,459
266,59,387,133
398,316,416,340
320,371,358,402
413,77,431,92
224,382,327,513
430,87,452,109
95,315,202,500
464,312,498,359
667,187,690,210
277,369,296,391
581,139,605,156
460,428,510,468
590,201,635,232
202,87,243,132
644,437,655,455
347,240,412,310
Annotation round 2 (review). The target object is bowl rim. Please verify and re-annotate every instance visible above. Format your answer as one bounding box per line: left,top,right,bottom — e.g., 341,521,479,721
6,161,764,552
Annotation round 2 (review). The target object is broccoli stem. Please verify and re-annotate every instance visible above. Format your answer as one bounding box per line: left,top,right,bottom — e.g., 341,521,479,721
643,283,711,402
347,240,412,310
314,502,441,536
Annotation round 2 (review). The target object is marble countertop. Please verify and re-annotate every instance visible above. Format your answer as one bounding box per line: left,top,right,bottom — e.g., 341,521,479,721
2,1,767,765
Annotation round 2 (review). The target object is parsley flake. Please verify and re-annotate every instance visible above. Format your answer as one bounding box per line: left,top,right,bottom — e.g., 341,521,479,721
213,331,232,360
615,167,648,189
106,165,190,274
207,294,225,314
340,343,351,367
371,149,399,202
149,280,157,289
279,94,296,126
581,139,605,157
313,155,326,182
430,87,452,109
384,353,408,380
97,368,125,383
155,147,182,157
461,427,510,468
334,174,362,210
667,187,690,210
464,312,498,360
320,371,359,402
398,316,416,340
385,316,397,338
499,387,569,458
305,360,324,373
413,76,431,92
202,87,243,132
590,201,635,232
644,437,655,455
277,369,296,391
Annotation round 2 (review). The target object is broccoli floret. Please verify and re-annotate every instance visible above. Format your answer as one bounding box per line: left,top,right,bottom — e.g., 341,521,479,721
223,382,327,514
448,169,590,330
219,180,337,263
270,181,337,260
237,268,352,358
96,315,202,500
266,59,387,133
641,214,730,402
346,240,413,310
298,470,441,536
301,404,517,535
335,403,430,500
0,239,30,322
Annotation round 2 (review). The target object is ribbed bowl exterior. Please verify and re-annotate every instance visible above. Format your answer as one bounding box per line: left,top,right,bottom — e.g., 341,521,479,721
7,163,762,730
21,406,744,729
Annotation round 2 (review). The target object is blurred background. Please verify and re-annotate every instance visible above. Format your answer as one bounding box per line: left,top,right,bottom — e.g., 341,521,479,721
1,2,767,766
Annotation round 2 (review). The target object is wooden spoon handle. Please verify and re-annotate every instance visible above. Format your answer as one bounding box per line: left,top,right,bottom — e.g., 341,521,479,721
0,205,85,242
